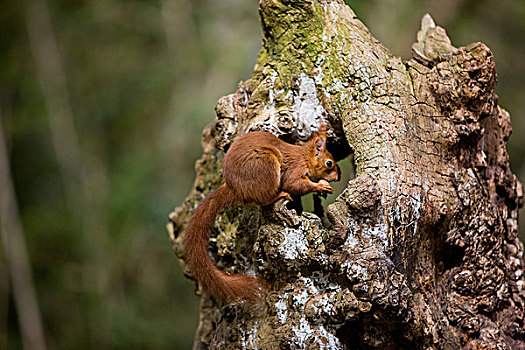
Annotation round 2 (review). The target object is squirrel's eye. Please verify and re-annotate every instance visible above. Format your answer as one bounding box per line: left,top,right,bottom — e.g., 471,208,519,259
325,160,333,168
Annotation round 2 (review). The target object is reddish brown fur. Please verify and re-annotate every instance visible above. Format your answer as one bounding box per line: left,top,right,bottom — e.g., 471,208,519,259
184,127,339,302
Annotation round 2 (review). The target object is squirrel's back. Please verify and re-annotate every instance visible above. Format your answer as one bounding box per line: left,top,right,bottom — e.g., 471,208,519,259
223,132,287,206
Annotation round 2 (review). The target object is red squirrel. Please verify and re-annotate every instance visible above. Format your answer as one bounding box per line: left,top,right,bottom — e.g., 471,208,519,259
183,126,340,302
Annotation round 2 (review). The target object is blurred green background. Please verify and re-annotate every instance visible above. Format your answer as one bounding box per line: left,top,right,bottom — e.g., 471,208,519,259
0,0,523,349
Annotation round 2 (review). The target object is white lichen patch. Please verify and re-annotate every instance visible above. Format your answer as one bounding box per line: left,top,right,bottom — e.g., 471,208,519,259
313,66,325,87
317,292,336,315
343,210,389,250
292,73,327,139
275,293,289,324
309,292,338,322
250,71,330,139
279,226,310,260
292,284,312,307
291,315,343,349
240,321,259,350
273,276,344,349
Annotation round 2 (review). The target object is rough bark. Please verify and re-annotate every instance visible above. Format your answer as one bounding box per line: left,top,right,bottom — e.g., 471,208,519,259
167,1,525,349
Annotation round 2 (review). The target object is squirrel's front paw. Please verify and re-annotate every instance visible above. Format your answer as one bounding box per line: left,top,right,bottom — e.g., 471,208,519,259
316,179,333,194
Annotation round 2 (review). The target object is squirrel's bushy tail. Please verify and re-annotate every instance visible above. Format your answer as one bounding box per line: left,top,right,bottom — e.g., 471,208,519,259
183,184,263,302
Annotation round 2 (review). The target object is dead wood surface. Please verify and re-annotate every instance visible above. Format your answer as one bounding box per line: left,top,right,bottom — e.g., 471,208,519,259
168,1,525,349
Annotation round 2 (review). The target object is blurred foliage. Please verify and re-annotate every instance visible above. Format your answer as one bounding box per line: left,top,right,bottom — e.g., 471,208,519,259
0,0,523,349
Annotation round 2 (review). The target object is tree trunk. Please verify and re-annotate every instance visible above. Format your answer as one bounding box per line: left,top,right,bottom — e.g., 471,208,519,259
167,1,525,349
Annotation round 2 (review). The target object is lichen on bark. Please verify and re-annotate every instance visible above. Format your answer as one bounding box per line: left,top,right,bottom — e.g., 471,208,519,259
168,1,525,349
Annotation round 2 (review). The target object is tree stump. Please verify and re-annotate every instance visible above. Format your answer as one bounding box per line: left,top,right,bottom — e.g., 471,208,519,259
168,1,525,348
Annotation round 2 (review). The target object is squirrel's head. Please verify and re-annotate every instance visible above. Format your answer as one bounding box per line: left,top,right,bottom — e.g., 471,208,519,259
307,124,340,183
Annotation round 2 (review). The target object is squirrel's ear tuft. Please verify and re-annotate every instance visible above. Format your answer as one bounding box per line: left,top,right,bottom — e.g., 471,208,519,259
315,135,326,151
310,123,328,153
